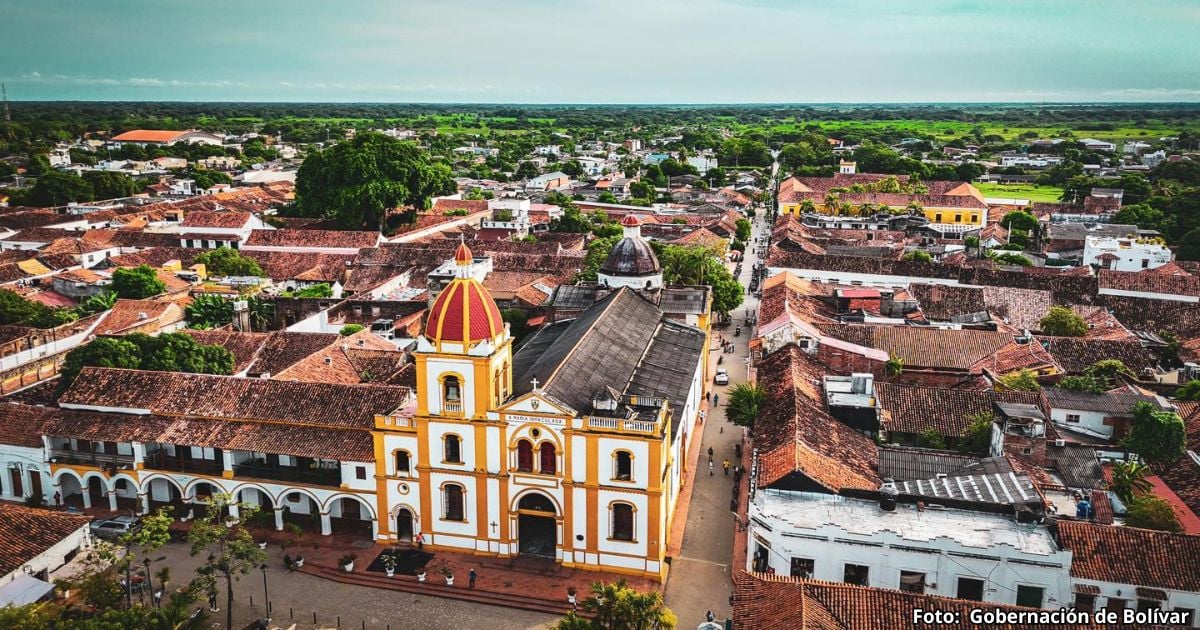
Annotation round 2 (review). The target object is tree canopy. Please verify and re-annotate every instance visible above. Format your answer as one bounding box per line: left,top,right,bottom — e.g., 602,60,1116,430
295,132,455,231
60,332,234,389
111,265,166,299
1038,305,1087,337
82,170,138,200
726,383,767,428
1124,495,1184,533
28,171,94,207
1124,401,1186,466
194,247,264,277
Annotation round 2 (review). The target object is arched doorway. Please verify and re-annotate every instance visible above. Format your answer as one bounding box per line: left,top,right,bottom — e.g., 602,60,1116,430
85,476,106,509
145,477,184,513
395,508,414,542
56,473,83,509
516,492,557,558
328,496,374,539
278,490,320,533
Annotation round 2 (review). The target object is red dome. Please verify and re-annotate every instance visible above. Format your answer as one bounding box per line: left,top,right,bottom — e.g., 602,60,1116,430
426,278,504,344
454,242,473,264
620,214,642,227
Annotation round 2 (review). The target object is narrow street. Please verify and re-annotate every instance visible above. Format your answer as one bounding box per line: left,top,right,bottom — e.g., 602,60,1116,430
664,205,767,627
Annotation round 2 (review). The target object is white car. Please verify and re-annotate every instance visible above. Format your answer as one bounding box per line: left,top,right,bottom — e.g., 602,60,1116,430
714,368,730,385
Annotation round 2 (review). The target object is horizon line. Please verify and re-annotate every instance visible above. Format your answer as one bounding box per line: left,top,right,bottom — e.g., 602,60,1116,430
7,100,1200,107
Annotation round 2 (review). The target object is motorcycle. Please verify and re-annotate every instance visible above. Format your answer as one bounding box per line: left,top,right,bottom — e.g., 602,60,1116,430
734,326,742,337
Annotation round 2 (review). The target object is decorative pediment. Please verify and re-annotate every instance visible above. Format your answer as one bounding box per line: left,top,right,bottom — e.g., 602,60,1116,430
498,390,576,418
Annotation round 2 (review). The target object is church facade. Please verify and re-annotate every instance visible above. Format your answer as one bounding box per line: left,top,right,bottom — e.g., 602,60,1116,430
373,240,709,580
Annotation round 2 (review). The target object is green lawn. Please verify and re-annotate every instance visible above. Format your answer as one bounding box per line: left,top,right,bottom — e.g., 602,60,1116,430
974,182,1065,203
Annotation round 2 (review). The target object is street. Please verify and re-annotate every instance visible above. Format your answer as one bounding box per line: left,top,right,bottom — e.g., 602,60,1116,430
663,204,767,627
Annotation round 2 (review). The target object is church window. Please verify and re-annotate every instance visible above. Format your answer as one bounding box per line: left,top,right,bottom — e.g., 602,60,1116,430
443,484,465,521
444,435,462,464
539,442,557,475
610,503,634,541
516,440,533,472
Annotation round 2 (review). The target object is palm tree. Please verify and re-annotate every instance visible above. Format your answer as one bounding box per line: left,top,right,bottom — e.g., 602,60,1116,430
575,579,677,630
798,199,816,215
823,192,841,216
726,382,767,428
1108,460,1152,504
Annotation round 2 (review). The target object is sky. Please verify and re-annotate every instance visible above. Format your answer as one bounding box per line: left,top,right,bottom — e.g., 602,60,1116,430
2,0,1199,103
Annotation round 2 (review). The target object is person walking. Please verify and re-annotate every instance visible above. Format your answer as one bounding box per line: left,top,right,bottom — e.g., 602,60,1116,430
714,394,719,406
723,459,730,476
709,460,714,476
414,531,424,551
708,446,714,459
468,568,477,589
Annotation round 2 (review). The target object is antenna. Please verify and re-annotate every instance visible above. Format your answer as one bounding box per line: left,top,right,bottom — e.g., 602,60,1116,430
2,83,9,122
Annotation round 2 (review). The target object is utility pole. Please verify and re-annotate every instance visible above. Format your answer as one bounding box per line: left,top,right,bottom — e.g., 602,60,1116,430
2,83,10,122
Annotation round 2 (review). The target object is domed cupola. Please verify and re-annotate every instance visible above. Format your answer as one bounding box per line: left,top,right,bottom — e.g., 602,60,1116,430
599,214,663,290
424,243,505,349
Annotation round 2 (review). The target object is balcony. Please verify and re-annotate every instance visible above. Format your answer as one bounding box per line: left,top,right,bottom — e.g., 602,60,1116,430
443,400,463,414
234,462,342,487
143,451,225,476
585,417,660,434
50,448,135,469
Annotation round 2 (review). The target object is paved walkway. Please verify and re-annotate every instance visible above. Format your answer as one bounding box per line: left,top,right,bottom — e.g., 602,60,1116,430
663,208,766,627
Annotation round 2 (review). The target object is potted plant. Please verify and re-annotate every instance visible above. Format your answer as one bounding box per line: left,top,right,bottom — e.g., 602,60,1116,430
567,586,577,606
381,553,397,578
440,565,454,586
338,554,357,573
417,568,427,582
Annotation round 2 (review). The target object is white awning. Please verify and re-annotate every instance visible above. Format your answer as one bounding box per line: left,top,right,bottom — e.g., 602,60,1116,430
0,574,55,607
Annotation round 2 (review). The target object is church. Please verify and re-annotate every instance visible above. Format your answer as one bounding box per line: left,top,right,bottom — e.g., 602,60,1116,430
374,228,710,580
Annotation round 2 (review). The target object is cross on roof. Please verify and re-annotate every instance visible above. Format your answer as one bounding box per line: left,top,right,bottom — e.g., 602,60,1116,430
530,377,540,391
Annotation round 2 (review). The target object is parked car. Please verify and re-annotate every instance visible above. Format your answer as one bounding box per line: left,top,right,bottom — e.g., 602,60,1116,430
90,515,140,540
714,368,730,385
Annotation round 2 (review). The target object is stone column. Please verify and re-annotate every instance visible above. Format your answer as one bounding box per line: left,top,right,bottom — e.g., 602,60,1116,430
107,490,118,511
81,488,92,509
0,466,12,499
139,493,150,515
319,511,332,536
227,501,240,520
221,450,234,478
370,518,379,540
18,468,32,501
273,507,285,531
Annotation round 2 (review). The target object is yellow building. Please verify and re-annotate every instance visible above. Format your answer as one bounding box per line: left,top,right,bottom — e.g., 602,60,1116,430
372,243,709,581
777,175,989,229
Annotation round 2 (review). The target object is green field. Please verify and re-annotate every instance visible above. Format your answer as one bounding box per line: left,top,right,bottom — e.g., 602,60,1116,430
973,182,1065,203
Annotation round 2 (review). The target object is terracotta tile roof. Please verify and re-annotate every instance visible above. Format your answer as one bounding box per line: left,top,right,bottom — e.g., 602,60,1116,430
733,572,1048,630
59,367,413,428
1036,337,1158,374
1071,305,1135,341
244,229,380,250
671,227,726,248
181,330,270,374
158,416,375,461
971,339,1057,375
111,130,189,143
754,345,879,492
875,383,1043,437
0,504,91,578
1054,519,1200,593
181,211,253,229
815,324,1014,371
272,331,402,384
97,299,183,335
0,402,57,448
1099,269,1200,297
1043,388,1157,414
429,198,489,215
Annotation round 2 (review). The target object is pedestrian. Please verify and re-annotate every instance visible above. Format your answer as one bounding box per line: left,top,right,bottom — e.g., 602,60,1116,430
706,391,711,403
415,531,424,551
207,589,219,613
709,460,714,476
723,459,730,476
53,491,61,508
707,610,716,622
708,446,714,459
714,394,719,406
469,568,477,589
